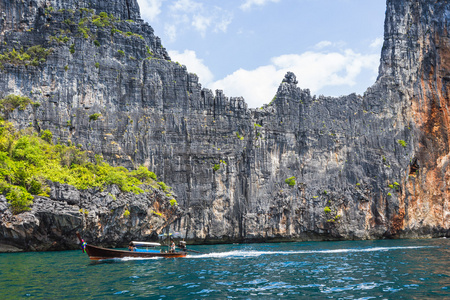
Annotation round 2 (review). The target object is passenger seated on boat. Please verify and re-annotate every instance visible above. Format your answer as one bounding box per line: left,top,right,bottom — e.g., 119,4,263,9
128,242,134,251
170,242,176,253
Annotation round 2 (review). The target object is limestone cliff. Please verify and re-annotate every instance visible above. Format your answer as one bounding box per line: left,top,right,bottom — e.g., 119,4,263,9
0,0,448,251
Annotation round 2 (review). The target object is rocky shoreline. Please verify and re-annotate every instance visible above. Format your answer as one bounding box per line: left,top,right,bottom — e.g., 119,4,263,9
0,182,182,252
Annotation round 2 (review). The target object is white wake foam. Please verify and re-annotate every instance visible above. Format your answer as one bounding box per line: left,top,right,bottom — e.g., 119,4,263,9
188,246,435,259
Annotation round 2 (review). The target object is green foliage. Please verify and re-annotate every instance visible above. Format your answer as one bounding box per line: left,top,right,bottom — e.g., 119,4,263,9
117,50,125,56
327,214,341,223
284,176,296,186
158,181,170,192
95,62,100,68
0,95,34,112
111,28,122,35
63,19,74,26
0,45,52,66
123,209,130,218
170,199,178,206
12,136,45,167
151,210,162,217
40,130,53,143
93,40,100,47
388,182,399,190
130,165,157,182
49,35,70,44
324,206,332,214
213,164,220,171
89,113,101,121
235,132,244,140
64,65,69,71
0,120,165,214
398,139,407,147
77,17,91,39
45,6,54,15
70,44,75,54
6,185,33,214
254,123,262,128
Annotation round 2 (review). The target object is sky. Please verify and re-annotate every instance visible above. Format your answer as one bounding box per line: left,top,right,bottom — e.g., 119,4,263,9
136,0,387,108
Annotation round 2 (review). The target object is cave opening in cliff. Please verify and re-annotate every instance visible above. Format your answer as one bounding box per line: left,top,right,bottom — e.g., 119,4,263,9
409,158,420,175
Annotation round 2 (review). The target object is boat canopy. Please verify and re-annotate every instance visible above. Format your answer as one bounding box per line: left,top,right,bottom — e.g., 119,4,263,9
131,241,161,247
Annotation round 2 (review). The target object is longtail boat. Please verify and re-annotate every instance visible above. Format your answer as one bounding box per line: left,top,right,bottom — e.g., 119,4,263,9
76,232,187,260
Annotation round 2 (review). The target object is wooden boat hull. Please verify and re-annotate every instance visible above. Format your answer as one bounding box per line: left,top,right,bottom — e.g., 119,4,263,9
84,244,187,260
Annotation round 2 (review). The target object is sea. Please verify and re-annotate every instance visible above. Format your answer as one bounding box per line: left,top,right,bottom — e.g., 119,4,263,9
0,238,449,299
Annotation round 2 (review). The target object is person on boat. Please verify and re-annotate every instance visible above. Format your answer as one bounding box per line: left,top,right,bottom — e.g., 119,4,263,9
178,241,187,251
170,241,176,253
128,242,134,251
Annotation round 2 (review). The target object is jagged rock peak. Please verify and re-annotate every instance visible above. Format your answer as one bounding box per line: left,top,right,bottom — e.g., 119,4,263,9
274,72,310,105
282,72,298,85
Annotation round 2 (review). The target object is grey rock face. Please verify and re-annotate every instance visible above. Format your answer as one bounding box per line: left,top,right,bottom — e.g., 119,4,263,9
0,0,449,251
0,184,181,251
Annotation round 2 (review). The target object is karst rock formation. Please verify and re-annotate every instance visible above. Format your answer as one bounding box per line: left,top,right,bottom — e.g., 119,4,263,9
0,0,449,251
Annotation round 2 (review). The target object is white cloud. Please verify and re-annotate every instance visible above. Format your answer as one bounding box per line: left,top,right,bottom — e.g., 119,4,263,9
136,0,164,22
370,37,384,48
240,0,281,11
212,50,380,108
214,13,233,33
314,40,346,50
168,50,214,86
212,66,281,108
191,15,212,37
170,0,202,13
167,0,233,39
167,48,379,109
164,24,177,42
314,41,332,49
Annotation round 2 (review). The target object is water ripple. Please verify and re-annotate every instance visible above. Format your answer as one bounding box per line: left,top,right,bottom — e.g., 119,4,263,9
0,240,448,299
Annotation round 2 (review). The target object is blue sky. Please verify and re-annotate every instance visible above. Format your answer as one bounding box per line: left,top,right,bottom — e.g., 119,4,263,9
136,0,387,108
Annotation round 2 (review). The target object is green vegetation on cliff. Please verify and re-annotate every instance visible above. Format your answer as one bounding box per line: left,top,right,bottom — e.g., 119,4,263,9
0,119,163,214
0,95,36,111
0,45,53,67
285,176,296,186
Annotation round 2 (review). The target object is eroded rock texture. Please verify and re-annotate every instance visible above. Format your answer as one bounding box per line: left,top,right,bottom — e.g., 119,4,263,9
0,183,180,251
0,0,449,250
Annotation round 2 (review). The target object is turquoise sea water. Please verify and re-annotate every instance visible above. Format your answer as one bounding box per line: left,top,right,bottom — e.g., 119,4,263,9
0,239,449,299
